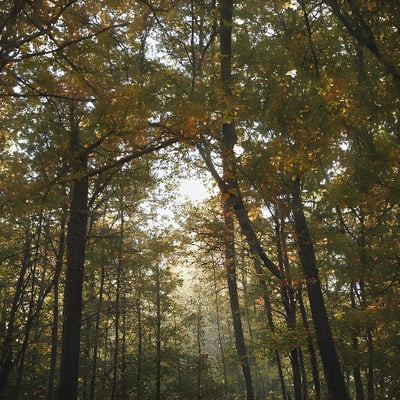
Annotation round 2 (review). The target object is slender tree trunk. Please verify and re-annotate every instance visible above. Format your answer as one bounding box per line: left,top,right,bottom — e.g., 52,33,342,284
366,329,375,400
352,336,365,400
350,282,365,400
223,207,254,400
48,213,66,400
196,301,202,400
58,105,89,400
291,178,349,400
111,208,124,400
298,287,321,400
290,348,303,400
358,217,375,400
299,347,308,400
174,319,183,400
136,291,143,400
212,263,228,399
273,211,303,400
89,253,106,400
120,291,128,400
102,306,110,397
155,263,161,400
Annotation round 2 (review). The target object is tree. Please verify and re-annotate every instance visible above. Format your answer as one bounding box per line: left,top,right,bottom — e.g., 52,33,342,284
1,1,400,399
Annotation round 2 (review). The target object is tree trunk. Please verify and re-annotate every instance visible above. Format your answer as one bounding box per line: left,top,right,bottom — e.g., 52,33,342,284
366,329,375,400
136,291,143,400
196,301,202,400
120,291,128,400
58,105,89,400
291,178,349,400
255,258,288,400
290,348,303,400
299,346,308,400
212,263,228,399
219,1,254,399
48,213,66,400
350,282,365,400
298,287,321,400
89,252,105,400
155,263,161,400
111,207,124,400
272,208,304,400
223,205,254,400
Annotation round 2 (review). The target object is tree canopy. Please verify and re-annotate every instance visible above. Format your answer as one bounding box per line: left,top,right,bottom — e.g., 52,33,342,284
0,1,399,399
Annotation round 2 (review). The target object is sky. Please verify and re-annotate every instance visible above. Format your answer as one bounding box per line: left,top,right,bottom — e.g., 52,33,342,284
178,178,211,202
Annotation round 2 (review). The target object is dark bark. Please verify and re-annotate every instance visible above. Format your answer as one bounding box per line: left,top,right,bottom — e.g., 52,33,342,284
58,106,89,400
290,348,303,400
273,213,303,400
291,178,349,400
223,205,254,400
254,258,288,400
298,288,321,400
299,347,308,400
352,336,365,400
198,143,282,279
48,215,66,400
219,1,254,399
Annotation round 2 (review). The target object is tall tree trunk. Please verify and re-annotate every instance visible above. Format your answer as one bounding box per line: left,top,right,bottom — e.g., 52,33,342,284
223,205,254,400
291,178,349,400
255,258,288,400
155,263,161,400
212,263,228,399
58,105,89,400
274,212,303,400
299,347,308,400
136,291,143,400
89,252,105,400
111,206,124,400
290,348,303,400
196,301,202,400
219,1,254,398
350,282,365,400
48,213,66,400
352,335,365,400
366,329,375,400
120,291,128,400
298,287,321,400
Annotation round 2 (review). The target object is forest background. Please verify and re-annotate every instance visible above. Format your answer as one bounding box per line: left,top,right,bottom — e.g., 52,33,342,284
0,1,399,399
